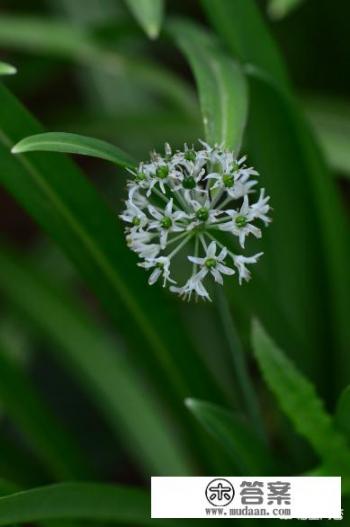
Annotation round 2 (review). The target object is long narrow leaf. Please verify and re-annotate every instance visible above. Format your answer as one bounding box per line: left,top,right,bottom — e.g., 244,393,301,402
0,340,93,480
0,15,196,115
304,97,350,176
202,0,350,390
335,386,350,444
0,62,16,75
252,320,350,474
267,0,305,19
0,435,47,486
169,19,248,154
0,483,152,525
200,0,289,90
186,399,276,475
0,244,193,476
12,132,136,168
124,0,164,39
0,83,224,411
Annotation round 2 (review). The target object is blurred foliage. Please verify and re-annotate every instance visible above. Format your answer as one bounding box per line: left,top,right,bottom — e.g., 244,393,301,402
0,0,349,525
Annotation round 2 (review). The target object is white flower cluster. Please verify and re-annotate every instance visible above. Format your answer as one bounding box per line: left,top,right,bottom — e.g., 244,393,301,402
120,141,271,301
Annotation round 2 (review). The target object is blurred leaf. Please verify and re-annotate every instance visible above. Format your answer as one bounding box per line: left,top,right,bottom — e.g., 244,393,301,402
200,0,289,90
202,0,350,391
169,19,248,154
0,480,19,498
215,288,265,439
0,244,193,475
304,97,350,176
335,386,350,443
124,0,164,39
0,434,48,487
185,399,275,475
0,84,224,411
267,0,305,19
0,62,16,75
0,483,152,525
0,15,196,115
12,132,136,168
52,109,202,158
0,339,93,480
248,74,350,393
252,319,350,474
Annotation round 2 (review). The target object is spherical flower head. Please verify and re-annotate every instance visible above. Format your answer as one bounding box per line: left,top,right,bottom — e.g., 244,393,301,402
120,141,271,301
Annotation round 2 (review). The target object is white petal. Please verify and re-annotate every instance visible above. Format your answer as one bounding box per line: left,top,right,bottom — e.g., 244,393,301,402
217,263,235,276
211,268,223,284
148,206,162,220
188,256,205,265
149,268,161,285
207,241,217,258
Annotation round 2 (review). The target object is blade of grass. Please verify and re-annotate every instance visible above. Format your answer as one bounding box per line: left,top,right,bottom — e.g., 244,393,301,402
0,62,16,75
0,483,152,525
0,15,196,115
0,480,19,497
200,0,289,90
0,243,194,476
202,0,350,391
124,0,164,39
169,18,248,154
216,288,265,441
0,82,225,411
267,0,305,19
0,339,93,480
12,132,136,168
0,434,48,486
303,96,350,176
51,109,202,158
185,399,275,475
252,319,350,475
335,386,350,444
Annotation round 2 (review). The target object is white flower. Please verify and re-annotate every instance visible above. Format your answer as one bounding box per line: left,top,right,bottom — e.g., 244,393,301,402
148,198,188,249
120,141,271,301
205,154,257,200
188,241,235,286
139,256,175,287
233,253,263,284
119,201,148,231
170,269,210,301
218,192,271,248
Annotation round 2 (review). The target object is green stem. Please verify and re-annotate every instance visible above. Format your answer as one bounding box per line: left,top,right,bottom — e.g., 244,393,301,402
216,287,267,443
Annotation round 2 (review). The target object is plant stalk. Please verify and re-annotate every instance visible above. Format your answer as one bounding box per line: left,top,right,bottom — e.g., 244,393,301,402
216,287,267,443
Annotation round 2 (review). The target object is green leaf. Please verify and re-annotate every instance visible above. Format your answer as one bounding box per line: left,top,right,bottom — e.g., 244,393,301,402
202,0,350,390
0,62,16,75
0,15,196,115
249,75,350,389
169,19,248,153
0,480,19,498
12,132,136,168
0,483,152,525
200,0,289,90
335,386,350,443
304,96,350,176
252,319,350,474
0,339,93,480
124,0,164,39
185,399,275,475
0,243,193,476
267,0,305,19
0,435,48,486
0,82,224,412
